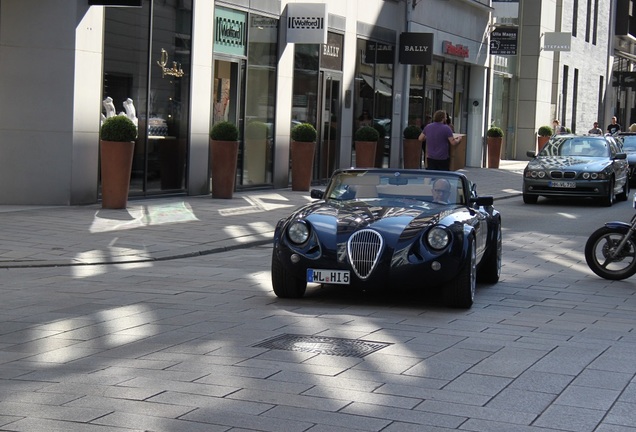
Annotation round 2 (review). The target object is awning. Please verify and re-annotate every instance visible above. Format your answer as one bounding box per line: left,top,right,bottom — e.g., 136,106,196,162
361,74,392,97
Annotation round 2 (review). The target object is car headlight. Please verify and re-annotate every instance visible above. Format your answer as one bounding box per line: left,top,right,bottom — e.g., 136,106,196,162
581,172,606,180
426,226,450,250
525,170,546,178
287,221,310,244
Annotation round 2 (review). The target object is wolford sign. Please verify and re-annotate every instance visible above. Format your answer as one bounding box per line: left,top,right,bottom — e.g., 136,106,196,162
399,32,434,65
286,3,327,44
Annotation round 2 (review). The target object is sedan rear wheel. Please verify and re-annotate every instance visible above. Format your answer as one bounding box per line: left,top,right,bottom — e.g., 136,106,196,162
444,237,476,308
271,250,307,298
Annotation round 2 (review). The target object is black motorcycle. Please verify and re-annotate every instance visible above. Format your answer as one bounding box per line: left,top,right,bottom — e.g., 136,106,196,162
585,193,636,280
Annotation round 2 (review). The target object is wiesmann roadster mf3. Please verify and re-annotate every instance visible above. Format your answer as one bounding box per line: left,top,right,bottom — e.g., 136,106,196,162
271,169,502,308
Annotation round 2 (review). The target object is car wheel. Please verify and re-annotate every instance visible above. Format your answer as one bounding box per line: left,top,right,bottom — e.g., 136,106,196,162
444,237,476,308
271,249,307,298
523,193,538,204
477,221,501,284
616,179,629,202
600,178,615,207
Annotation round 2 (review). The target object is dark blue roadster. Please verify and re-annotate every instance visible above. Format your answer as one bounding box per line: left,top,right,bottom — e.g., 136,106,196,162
271,169,502,308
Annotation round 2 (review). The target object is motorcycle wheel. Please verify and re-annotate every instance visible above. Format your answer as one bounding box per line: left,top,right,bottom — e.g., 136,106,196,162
584,227,636,280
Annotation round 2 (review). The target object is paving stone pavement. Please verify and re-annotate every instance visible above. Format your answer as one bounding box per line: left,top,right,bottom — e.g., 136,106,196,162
2,160,636,432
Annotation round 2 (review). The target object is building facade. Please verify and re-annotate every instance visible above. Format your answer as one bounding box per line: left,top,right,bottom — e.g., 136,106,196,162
1,0,490,205
492,0,614,160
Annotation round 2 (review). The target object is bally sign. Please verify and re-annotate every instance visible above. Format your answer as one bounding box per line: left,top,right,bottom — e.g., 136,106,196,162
399,32,434,65
286,3,327,44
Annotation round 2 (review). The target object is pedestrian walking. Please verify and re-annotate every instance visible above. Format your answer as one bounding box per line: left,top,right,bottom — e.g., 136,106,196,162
607,116,621,134
419,110,461,171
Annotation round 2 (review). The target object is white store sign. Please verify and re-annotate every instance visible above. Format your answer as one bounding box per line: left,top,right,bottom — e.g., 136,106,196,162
286,3,327,44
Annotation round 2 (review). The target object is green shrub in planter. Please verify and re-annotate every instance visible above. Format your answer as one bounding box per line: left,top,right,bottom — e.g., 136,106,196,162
538,125,553,137
100,115,137,142
355,125,379,141
291,123,317,142
245,121,269,140
486,126,504,138
403,125,421,139
210,121,239,141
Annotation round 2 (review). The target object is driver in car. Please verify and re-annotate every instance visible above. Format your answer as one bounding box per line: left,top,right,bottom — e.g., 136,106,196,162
432,178,452,204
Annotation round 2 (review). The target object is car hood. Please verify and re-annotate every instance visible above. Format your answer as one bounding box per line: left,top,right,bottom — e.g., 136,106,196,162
526,156,613,171
294,200,470,250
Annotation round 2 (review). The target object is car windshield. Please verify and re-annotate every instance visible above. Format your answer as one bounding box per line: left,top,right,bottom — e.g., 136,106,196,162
540,136,609,158
325,171,466,205
620,136,636,152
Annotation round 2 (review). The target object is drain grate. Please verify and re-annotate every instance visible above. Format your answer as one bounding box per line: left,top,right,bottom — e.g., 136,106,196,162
253,334,391,358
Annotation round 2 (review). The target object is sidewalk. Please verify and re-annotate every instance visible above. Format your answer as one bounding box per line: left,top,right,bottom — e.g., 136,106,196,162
0,161,526,268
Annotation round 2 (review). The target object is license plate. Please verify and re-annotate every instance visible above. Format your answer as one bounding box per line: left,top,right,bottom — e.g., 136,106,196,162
307,269,350,285
549,181,575,188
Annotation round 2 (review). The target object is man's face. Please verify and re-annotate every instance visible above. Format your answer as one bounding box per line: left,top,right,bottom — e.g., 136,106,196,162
612,117,617,124
432,181,451,203
594,122,599,128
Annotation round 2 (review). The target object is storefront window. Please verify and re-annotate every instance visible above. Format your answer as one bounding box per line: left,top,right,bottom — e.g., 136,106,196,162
243,14,278,185
102,0,192,195
292,44,320,126
354,38,394,167
409,66,425,127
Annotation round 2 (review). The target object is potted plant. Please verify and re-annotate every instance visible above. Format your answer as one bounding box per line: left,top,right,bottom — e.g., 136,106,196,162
372,122,387,167
100,115,137,209
290,122,317,191
244,120,269,184
537,125,553,152
486,126,504,168
354,125,379,168
403,125,422,169
209,120,239,198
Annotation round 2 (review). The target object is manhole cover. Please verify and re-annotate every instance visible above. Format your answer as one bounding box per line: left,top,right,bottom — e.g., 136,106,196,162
253,334,391,358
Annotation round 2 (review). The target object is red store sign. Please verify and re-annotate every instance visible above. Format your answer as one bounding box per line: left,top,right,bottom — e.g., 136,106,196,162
443,41,469,58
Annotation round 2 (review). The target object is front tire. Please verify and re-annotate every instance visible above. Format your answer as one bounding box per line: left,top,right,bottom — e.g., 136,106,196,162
584,227,636,280
444,237,476,308
616,179,629,202
477,221,501,284
600,178,615,207
523,193,538,204
271,249,307,298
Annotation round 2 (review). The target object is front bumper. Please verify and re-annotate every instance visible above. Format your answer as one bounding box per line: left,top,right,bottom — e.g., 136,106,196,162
273,242,463,290
523,178,612,198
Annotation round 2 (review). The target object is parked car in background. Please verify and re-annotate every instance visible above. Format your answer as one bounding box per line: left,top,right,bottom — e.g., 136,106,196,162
271,169,502,308
613,132,636,185
523,134,629,206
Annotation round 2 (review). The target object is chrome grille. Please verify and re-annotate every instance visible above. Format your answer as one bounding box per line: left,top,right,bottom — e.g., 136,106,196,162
550,171,576,179
347,229,383,280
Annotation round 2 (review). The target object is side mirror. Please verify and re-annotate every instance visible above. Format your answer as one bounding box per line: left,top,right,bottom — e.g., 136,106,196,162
614,152,627,160
310,189,324,199
526,150,537,158
470,196,494,206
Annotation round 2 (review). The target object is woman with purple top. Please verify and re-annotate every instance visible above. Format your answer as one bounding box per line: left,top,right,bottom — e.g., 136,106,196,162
418,110,461,170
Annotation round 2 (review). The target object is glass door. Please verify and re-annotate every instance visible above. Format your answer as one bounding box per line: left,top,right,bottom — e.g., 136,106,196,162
318,72,341,179
212,59,243,127
212,58,245,188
